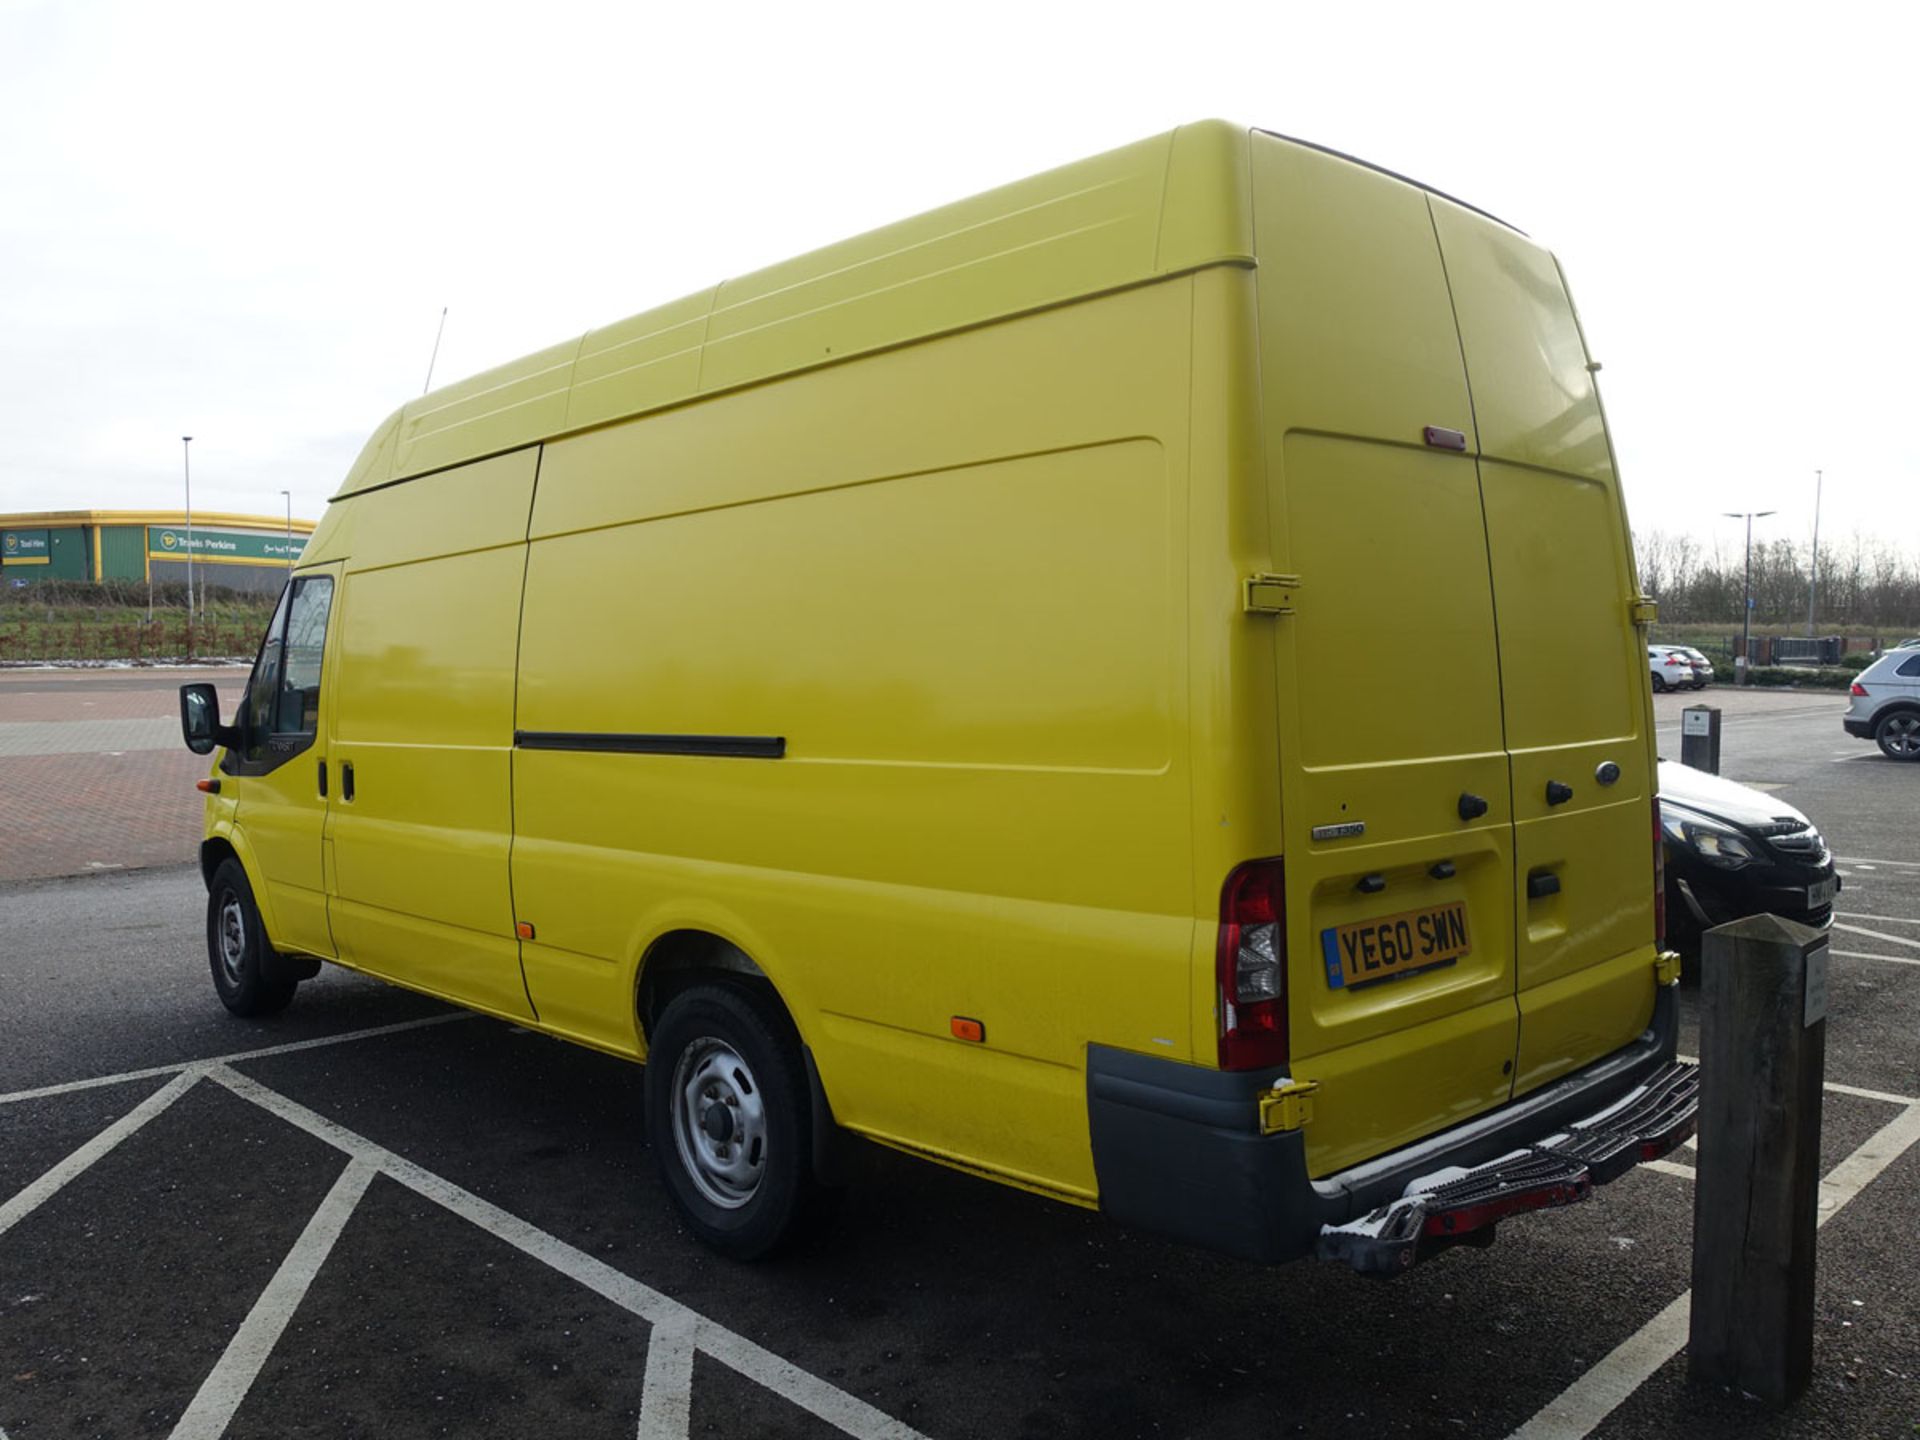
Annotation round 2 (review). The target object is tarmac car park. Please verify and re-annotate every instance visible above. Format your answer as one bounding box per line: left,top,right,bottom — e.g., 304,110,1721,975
3,623,1919,1440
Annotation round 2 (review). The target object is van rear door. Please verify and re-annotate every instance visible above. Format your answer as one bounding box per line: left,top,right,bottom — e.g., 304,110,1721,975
1251,136,1520,1176
1428,200,1656,1094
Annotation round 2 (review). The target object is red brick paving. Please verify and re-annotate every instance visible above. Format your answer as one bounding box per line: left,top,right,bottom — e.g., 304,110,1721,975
0,667,247,880
0,749,215,880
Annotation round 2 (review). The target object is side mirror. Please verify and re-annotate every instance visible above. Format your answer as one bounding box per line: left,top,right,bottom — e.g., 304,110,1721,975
180,682,238,756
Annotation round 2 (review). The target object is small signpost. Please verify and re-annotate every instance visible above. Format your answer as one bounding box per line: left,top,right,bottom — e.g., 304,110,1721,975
1689,913,1827,1407
1680,706,1721,775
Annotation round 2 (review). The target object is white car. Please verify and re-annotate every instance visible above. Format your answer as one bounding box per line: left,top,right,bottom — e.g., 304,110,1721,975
1648,645,1698,693
1845,648,1920,760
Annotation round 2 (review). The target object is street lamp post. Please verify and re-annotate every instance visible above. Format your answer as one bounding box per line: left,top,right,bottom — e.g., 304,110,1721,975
182,436,194,621
1724,509,1777,682
280,489,293,576
1806,469,1823,638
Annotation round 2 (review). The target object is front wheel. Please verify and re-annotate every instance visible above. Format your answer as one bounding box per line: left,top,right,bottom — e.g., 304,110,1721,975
644,983,824,1259
1876,711,1920,762
206,858,299,1017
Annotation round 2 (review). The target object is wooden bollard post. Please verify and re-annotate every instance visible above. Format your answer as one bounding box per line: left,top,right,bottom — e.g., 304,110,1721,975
1689,912,1828,1405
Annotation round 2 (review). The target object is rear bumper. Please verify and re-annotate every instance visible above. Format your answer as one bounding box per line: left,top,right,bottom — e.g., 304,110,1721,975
1843,717,1873,738
1087,984,1681,1268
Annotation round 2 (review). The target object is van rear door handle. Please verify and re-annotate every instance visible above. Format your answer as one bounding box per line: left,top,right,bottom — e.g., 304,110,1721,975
1527,870,1561,899
342,760,355,802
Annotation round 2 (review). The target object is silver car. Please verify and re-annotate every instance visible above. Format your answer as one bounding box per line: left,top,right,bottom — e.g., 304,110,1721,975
1844,649,1920,760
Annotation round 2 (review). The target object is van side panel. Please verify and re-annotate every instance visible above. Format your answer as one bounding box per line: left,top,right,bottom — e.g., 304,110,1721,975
325,450,538,1022
512,280,1197,1199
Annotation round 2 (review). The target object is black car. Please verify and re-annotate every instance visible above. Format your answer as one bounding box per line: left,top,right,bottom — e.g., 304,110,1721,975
1659,760,1839,959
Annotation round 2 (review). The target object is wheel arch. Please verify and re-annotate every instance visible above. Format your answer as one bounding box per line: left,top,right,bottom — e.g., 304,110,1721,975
199,824,286,949
635,928,783,1044
631,925,847,1185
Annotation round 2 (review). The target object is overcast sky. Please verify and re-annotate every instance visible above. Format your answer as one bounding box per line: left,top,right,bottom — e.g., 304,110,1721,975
3,0,1914,562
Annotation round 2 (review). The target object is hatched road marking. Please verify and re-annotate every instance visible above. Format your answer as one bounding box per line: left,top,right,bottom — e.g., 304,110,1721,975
170,1158,377,1440
0,1012,473,1106
1,1060,928,1440
0,1070,197,1239
207,1065,930,1440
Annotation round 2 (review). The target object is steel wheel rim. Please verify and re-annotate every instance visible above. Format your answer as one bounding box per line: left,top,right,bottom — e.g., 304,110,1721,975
669,1036,768,1210
1887,716,1920,757
218,893,247,984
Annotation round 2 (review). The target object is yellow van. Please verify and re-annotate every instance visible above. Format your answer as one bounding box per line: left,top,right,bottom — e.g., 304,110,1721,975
179,122,1695,1273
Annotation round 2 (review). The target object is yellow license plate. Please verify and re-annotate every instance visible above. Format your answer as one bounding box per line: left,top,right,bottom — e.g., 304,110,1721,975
1321,901,1470,990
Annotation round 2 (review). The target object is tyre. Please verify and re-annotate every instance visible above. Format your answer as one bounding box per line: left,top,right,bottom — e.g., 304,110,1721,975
1651,673,1668,693
206,858,299,1017
644,982,824,1259
1875,711,1920,762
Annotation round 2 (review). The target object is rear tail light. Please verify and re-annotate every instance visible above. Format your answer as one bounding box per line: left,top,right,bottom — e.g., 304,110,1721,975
1217,858,1288,1070
1850,682,1868,697
1652,798,1666,948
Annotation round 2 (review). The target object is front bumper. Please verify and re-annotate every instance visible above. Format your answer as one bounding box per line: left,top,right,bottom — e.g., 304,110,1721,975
1665,857,1838,949
1087,985,1682,1270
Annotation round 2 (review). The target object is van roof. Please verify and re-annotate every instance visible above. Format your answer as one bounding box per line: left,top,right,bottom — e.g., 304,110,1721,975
332,122,1475,499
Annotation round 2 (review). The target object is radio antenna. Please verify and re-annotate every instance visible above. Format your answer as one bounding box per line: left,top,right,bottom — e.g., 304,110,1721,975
422,306,449,394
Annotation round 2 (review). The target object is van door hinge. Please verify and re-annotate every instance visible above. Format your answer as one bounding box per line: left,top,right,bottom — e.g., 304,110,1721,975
1259,1078,1320,1134
1245,573,1301,616
1630,596,1659,626
1654,951,1682,986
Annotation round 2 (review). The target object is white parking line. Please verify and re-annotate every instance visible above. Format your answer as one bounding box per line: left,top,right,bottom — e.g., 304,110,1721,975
1640,1159,1696,1181
1509,1097,1920,1440
206,1065,928,1440
1816,1101,1920,1224
637,1319,698,1440
1824,1078,1920,1106
1833,922,1920,951
0,1070,198,1240
1672,1056,1916,1106
169,1158,376,1440
0,1013,472,1107
1832,949,1920,968
1835,855,1920,869
1835,911,1920,927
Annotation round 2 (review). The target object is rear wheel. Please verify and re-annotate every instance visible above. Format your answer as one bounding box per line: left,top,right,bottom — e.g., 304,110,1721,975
1651,673,1669,693
644,983,823,1259
1875,711,1920,762
206,858,299,1017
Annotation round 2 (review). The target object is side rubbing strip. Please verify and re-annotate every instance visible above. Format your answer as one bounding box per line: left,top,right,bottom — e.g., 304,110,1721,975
514,731,786,759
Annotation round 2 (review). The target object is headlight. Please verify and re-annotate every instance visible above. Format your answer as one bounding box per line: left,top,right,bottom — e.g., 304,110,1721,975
1662,807,1760,869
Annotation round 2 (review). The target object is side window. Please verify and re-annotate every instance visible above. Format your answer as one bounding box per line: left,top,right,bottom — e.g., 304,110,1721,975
273,577,334,734
231,574,333,773
1897,654,1920,678
244,585,293,751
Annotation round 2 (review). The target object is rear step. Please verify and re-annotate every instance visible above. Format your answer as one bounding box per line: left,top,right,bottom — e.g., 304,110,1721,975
1317,1061,1699,1276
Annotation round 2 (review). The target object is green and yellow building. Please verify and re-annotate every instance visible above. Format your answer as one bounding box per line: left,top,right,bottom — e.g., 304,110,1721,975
0,510,316,595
